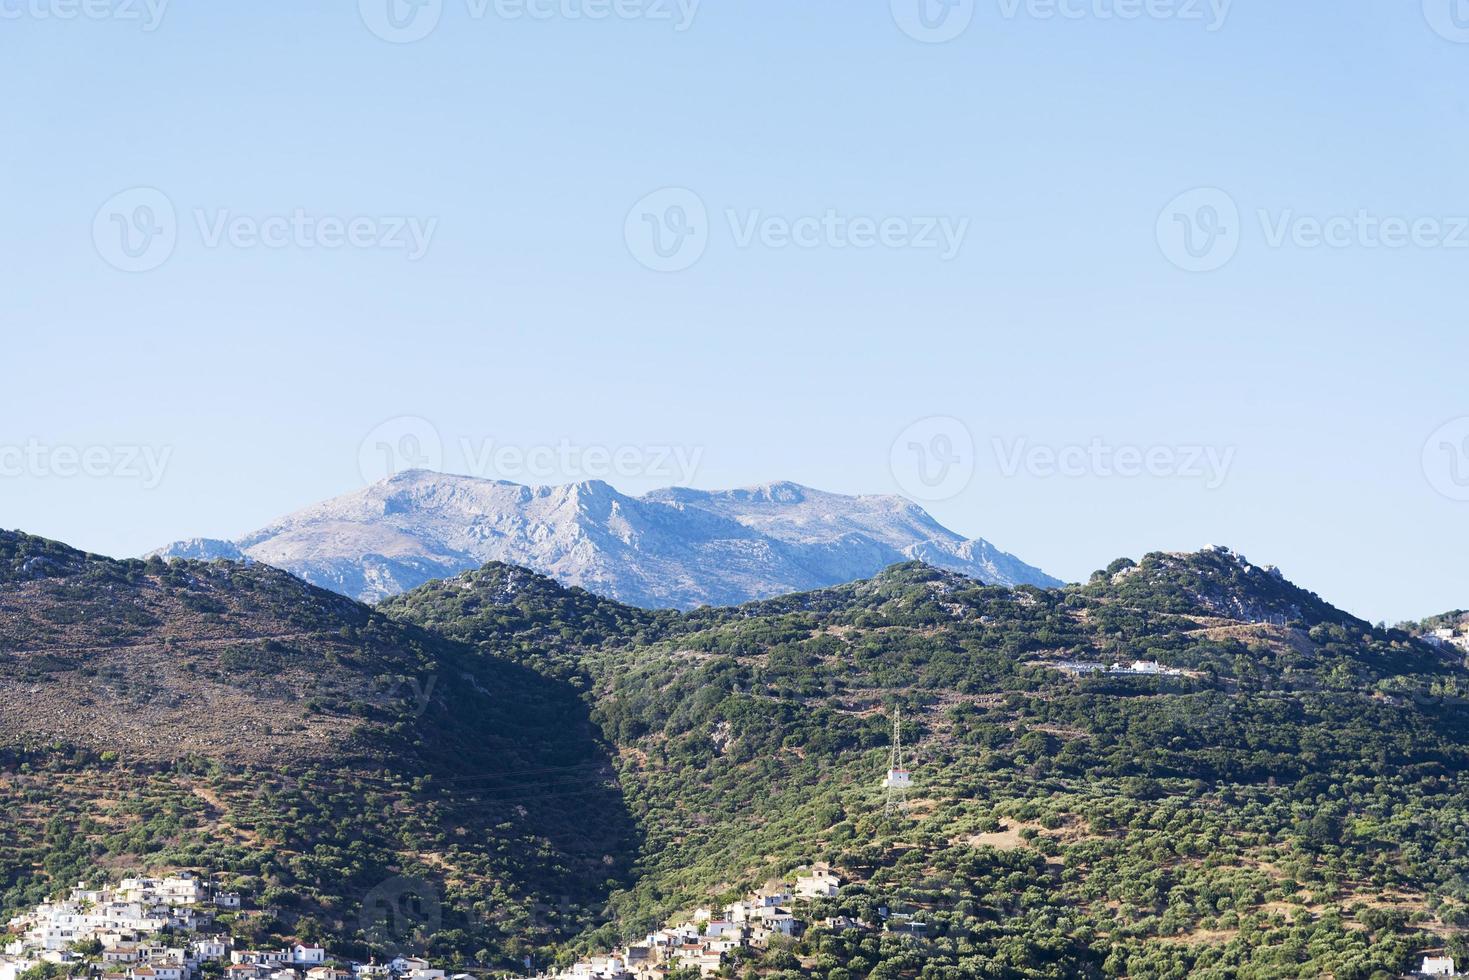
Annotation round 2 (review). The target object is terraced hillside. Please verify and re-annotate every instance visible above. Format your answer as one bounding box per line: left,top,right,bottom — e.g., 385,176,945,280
9,526,1469,979
385,548,1469,979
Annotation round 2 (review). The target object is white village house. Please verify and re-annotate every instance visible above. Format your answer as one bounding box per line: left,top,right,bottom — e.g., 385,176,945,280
793,869,841,900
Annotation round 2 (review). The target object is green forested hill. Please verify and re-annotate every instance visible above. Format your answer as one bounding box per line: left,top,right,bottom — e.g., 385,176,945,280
8,529,1469,979
383,550,1469,980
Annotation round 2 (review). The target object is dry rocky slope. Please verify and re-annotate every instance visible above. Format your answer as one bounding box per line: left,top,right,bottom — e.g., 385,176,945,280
0,530,453,763
149,470,1060,606
0,529,635,959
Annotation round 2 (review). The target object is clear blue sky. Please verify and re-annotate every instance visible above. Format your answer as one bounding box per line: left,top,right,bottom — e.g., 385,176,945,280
3,1,1468,623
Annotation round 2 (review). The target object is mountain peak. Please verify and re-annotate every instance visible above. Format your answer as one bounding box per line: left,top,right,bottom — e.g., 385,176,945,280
563,478,618,498
1198,544,1286,581
147,537,248,562
440,560,580,605
383,467,435,484
380,558,663,648
1086,547,1354,628
150,473,1059,607
737,480,811,504
0,529,95,583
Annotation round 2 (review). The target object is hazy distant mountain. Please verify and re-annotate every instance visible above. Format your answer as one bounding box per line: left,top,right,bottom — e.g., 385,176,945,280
150,537,248,562
149,470,1061,606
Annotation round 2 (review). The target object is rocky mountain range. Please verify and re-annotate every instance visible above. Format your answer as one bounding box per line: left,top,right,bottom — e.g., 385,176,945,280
149,470,1061,606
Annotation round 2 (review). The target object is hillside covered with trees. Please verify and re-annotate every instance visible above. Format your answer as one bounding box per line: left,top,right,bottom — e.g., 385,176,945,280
6,529,1469,979
386,547,1469,979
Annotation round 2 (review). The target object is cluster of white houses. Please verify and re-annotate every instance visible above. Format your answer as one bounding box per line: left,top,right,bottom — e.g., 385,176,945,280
543,868,847,980
3,875,234,980
6,869,872,980
0,876,410,980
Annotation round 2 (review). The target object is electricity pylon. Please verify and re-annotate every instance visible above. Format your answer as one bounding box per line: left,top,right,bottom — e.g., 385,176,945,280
882,706,911,815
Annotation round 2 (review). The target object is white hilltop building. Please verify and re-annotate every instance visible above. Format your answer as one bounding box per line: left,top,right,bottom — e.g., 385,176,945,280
1424,627,1469,654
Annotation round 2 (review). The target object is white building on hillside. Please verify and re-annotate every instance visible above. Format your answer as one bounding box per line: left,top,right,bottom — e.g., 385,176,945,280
793,870,841,899
193,938,231,962
292,946,327,965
